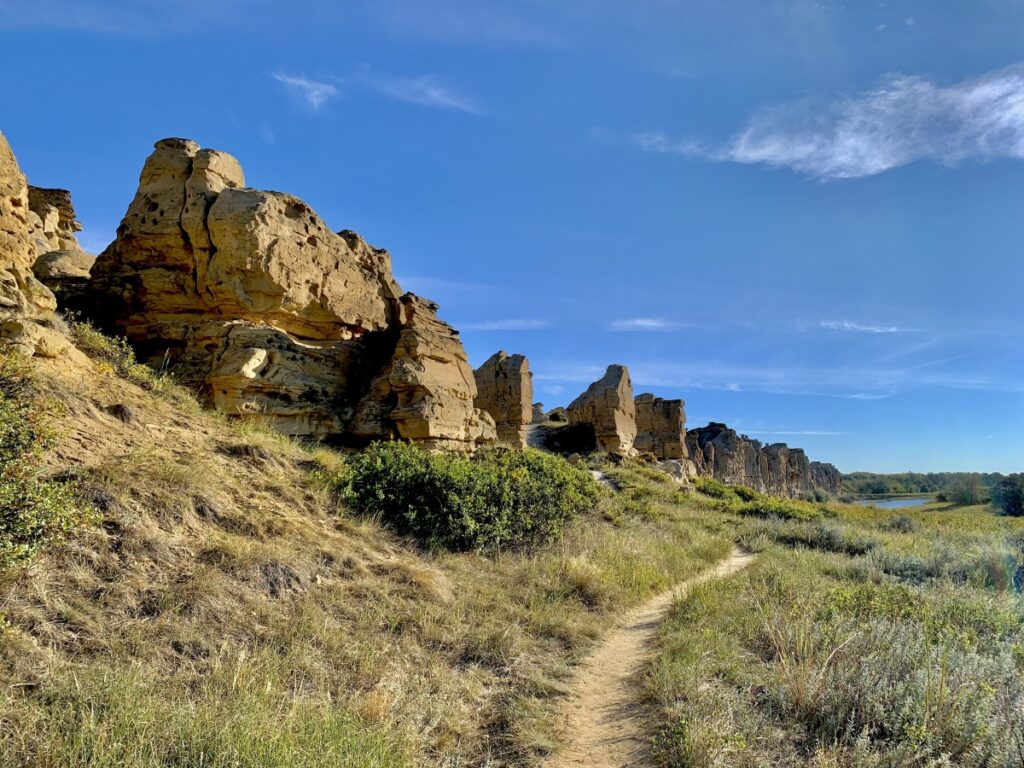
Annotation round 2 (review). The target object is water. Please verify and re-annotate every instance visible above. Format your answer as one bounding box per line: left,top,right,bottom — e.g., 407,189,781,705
853,496,933,509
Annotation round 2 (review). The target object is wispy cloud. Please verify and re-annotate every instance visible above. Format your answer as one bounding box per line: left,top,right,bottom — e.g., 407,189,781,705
460,318,549,331
272,73,338,109
633,64,1024,179
356,72,484,114
819,320,909,334
608,317,682,332
748,429,849,436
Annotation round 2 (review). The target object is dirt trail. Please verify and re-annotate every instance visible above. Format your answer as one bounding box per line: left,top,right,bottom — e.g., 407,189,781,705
546,548,754,768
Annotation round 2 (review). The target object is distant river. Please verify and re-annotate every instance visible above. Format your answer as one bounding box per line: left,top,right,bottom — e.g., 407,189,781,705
852,496,933,509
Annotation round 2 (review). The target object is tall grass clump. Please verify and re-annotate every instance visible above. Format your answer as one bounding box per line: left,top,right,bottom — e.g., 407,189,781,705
336,442,599,551
68,319,178,397
0,354,96,568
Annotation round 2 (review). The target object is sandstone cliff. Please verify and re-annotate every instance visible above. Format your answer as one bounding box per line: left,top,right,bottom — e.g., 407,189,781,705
687,421,841,497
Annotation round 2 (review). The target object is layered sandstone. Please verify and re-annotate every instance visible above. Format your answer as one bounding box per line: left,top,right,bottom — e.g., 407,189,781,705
0,130,57,321
567,364,636,454
28,186,83,254
531,403,545,424
687,422,841,497
473,351,532,447
87,138,489,447
634,393,688,460
0,131,90,364
350,294,496,448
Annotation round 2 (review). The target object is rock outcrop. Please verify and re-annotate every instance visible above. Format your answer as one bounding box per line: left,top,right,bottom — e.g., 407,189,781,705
28,186,83,254
687,421,841,497
350,294,496,448
634,393,687,459
810,461,843,496
567,364,636,454
86,138,491,447
0,130,57,322
473,351,532,447
0,130,87,364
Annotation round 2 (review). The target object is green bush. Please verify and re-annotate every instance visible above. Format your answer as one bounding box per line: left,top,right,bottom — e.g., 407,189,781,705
991,475,1024,517
692,476,737,500
68,319,174,395
337,442,599,551
0,354,96,569
737,495,825,522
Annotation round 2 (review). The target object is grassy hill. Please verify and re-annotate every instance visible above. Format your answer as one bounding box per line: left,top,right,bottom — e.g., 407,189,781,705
2,339,1022,767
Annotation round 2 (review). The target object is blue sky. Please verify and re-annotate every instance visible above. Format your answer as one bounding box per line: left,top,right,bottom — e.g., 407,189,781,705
3,0,1023,472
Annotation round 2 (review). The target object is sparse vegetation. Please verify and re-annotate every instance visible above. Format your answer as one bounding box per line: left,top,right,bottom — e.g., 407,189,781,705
0,354,96,569
646,486,1024,768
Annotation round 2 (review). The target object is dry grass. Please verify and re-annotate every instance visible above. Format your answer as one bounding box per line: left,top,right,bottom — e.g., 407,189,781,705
0,355,733,767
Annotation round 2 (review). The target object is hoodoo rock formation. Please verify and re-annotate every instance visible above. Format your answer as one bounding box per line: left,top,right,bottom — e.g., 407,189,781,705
567,364,636,454
473,351,532,447
634,393,687,459
86,138,492,447
687,422,841,497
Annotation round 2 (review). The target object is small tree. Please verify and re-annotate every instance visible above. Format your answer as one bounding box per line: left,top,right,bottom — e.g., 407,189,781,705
991,475,1024,517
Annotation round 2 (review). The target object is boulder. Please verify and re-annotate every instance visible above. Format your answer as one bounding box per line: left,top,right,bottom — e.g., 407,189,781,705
567,364,636,454
634,393,688,460
350,294,496,449
33,249,95,314
473,351,532,447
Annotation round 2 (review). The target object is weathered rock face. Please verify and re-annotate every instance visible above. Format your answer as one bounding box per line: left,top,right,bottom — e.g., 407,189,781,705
532,402,545,424
350,294,496,448
0,130,57,321
88,138,491,447
810,461,843,496
28,186,83,254
567,364,636,454
687,422,766,490
0,131,90,365
90,138,401,352
634,393,689,460
473,351,532,447
687,422,840,497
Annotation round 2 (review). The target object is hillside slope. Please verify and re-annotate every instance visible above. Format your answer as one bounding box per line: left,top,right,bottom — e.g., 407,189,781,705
0,347,732,767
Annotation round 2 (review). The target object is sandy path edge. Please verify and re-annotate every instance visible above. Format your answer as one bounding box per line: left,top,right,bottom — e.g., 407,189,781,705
545,548,755,768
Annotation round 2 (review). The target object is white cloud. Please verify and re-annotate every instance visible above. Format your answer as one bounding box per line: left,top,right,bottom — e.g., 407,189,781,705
749,429,849,436
357,73,484,115
608,317,682,332
541,384,564,396
819,320,909,333
635,64,1024,179
272,73,338,109
461,318,549,331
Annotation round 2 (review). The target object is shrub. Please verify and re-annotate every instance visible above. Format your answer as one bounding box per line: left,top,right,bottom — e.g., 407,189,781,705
991,475,1024,517
0,354,96,568
336,442,599,551
692,477,737,500
737,496,825,522
68,319,175,395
